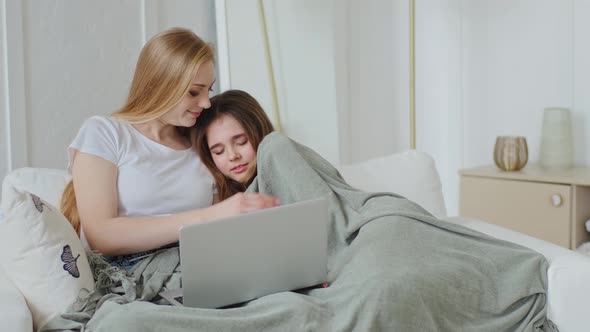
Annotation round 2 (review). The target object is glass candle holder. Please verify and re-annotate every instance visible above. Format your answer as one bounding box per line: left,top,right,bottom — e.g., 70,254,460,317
494,136,528,171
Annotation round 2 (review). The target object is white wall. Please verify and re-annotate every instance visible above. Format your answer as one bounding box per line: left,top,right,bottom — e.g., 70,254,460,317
460,0,574,167
0,0,216,188
344,0,411,164
415,0,463,216
574,0,590,165
0,0,8,181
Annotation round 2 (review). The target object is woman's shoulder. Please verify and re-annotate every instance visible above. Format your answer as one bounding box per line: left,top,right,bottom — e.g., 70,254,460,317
71,115,132,152
81,115,125,130
68,116,126,169
77,115,134,138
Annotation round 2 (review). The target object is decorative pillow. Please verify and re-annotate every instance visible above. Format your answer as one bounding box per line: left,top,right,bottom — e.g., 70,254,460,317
338,150,447,218
0,181,94,330
0,167,71,207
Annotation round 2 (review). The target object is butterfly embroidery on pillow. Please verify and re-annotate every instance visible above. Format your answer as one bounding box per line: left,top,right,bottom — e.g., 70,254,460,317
61,245,81,278
31,194,51,213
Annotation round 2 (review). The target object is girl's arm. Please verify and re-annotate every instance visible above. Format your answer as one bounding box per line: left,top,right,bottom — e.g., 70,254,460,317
73,152,277,256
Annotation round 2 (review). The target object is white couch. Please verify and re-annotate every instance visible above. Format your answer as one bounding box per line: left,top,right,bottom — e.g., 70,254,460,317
2,152,589,332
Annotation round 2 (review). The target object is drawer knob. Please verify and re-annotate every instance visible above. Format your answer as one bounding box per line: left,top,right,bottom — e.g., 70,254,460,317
551,194,563,207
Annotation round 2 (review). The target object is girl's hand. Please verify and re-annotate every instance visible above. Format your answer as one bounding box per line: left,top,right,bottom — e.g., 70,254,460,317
215,192,279,217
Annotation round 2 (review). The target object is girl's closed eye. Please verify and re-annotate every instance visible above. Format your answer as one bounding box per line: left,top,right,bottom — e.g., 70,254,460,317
211,147,224,155
189,90,199,97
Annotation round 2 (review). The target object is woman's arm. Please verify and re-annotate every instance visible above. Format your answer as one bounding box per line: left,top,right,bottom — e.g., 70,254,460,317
73,152,277,256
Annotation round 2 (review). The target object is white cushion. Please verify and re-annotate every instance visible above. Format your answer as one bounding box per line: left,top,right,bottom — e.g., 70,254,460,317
1,167,70,208
446,216,589,332
338,150,447,218
0,267,32,332
0,179,94,330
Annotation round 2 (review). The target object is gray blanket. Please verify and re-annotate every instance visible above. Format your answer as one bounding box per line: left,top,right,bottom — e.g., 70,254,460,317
42,132,557,332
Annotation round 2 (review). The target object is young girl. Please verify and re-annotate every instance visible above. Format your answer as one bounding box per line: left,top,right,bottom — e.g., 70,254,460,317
61,29,277,262
192,90,275,199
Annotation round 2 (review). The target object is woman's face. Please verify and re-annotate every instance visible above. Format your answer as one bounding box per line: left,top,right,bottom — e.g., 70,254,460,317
161,60,216,127
206,114,257,184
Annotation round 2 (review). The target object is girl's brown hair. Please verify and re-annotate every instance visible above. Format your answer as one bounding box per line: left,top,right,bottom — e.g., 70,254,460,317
192,90,275,201
61,27,215,235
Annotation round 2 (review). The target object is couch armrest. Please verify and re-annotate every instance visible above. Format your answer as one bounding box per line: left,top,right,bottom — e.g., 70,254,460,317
0,267,33,332
444,216,590,332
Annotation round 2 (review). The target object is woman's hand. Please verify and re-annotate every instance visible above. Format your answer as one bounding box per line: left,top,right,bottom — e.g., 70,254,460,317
213,192,279,218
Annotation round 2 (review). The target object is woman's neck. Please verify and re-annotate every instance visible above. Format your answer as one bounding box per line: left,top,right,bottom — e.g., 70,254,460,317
132,119,190,150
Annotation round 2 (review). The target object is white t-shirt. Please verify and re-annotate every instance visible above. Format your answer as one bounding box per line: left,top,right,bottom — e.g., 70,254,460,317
68,116,215,217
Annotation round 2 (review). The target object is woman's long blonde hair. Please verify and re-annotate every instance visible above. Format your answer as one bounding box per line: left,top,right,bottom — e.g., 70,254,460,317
61,27,215,235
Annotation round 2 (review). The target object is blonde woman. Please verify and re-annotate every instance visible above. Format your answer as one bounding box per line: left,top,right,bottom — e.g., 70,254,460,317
61,28,278,267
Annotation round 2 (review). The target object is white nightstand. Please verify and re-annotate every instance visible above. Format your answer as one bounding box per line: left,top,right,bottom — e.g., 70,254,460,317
459,164,590,249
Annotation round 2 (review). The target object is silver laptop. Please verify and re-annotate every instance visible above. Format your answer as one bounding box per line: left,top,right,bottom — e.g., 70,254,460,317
161,197,328,308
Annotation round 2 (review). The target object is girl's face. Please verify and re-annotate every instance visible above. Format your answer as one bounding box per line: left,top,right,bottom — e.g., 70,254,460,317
206,114,257,184
161,60,216,127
